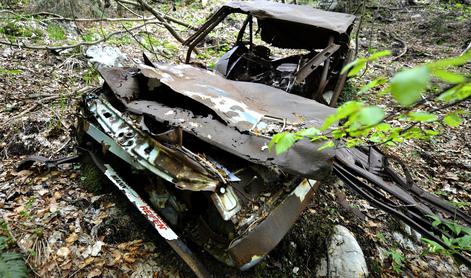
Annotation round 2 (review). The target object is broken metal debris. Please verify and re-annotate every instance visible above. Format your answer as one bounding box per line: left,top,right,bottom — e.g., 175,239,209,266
334,147,471,266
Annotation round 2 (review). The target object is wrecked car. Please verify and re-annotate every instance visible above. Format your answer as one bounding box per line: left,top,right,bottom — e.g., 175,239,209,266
65,1,471,277
75,2,356,276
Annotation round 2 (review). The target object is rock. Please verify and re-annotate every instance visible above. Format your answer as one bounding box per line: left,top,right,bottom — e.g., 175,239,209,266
392,231,418,252
316,225,368,277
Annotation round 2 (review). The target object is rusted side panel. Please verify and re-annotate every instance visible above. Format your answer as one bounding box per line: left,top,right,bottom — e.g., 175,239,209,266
228,179,319,269
185,1,355,50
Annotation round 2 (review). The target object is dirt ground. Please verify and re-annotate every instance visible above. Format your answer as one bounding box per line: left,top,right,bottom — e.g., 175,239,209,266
0,0,470,277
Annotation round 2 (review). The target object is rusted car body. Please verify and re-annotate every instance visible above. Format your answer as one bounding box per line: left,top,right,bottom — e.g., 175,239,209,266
185,1,355,106
78,1,357,276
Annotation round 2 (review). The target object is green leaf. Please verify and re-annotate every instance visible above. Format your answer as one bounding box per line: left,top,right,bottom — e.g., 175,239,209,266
341,50,391,77
457,235,471,248
341,58,365,74
318,140,335,151
424,129,440,137
443,113,462,127
421,238,446,253
438,83,471,102
376,123,391,132
309,135,328,142
432,69,466,84
442,235,452,247
269,132,297,155
332,129,346,139
320,101,363,130
427,52,471,69
390,66,430,106
357,106,385,126
0,248,29,278
347,60,367,77
296,127,320,138
358,77,387,94
345,138,364,148
368,50,392,60
407,111,438,122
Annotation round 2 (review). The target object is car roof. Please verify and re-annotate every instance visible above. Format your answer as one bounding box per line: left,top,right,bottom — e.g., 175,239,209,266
224,1,355,35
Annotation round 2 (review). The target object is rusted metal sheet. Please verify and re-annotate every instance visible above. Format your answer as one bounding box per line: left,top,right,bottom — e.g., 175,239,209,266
97,65,335,179
186,1,355,50
137,64,335,133
224,1,355,35
228,179,319,269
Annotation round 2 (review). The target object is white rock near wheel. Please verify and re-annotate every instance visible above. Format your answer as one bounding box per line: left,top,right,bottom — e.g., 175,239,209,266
316,225,369,277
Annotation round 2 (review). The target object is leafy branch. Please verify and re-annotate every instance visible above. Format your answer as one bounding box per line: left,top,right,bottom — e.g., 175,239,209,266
422,216,471,256
269,51,471,154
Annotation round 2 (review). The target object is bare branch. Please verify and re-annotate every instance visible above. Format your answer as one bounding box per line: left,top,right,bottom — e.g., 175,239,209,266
116,0,197,30
0,20,161,51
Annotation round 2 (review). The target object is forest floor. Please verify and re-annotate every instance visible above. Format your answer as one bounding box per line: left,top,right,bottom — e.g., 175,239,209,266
0,0,470,277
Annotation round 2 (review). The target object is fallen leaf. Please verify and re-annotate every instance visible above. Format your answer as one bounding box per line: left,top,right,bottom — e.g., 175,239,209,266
123,253,136,263
90,241,105,257
57,246,70,258
65,233,78,245
79,257,94,268
87,268,102,278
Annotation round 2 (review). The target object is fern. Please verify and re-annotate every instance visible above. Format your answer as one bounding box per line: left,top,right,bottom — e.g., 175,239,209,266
0,252,29,278
0,237,28,278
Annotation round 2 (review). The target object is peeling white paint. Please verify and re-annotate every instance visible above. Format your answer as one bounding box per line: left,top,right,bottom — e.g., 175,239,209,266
183,88,263,126
189,122,200,128
291,179,316,202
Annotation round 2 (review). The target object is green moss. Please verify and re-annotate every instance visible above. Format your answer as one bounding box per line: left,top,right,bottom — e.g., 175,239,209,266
79,155,104,194
337,80,358,104
108,34,133,46
0,21,43,39
47,23,66,40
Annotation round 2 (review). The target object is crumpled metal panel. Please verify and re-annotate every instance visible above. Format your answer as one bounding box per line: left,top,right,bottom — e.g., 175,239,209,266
228,179,318,269
137,64,335,133
97,66,335,179
84,94,221,191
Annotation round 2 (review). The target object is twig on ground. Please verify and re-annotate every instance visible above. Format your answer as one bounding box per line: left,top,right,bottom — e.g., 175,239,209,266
0,95,67,128
0,11,156,22
461,42,471,56
391,33,408,60
134,0,185,44
116,0,142,17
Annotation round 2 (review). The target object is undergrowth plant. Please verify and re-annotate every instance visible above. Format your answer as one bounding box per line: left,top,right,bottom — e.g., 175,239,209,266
0,222,28,278
422,215,471,256
386,249,405,274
